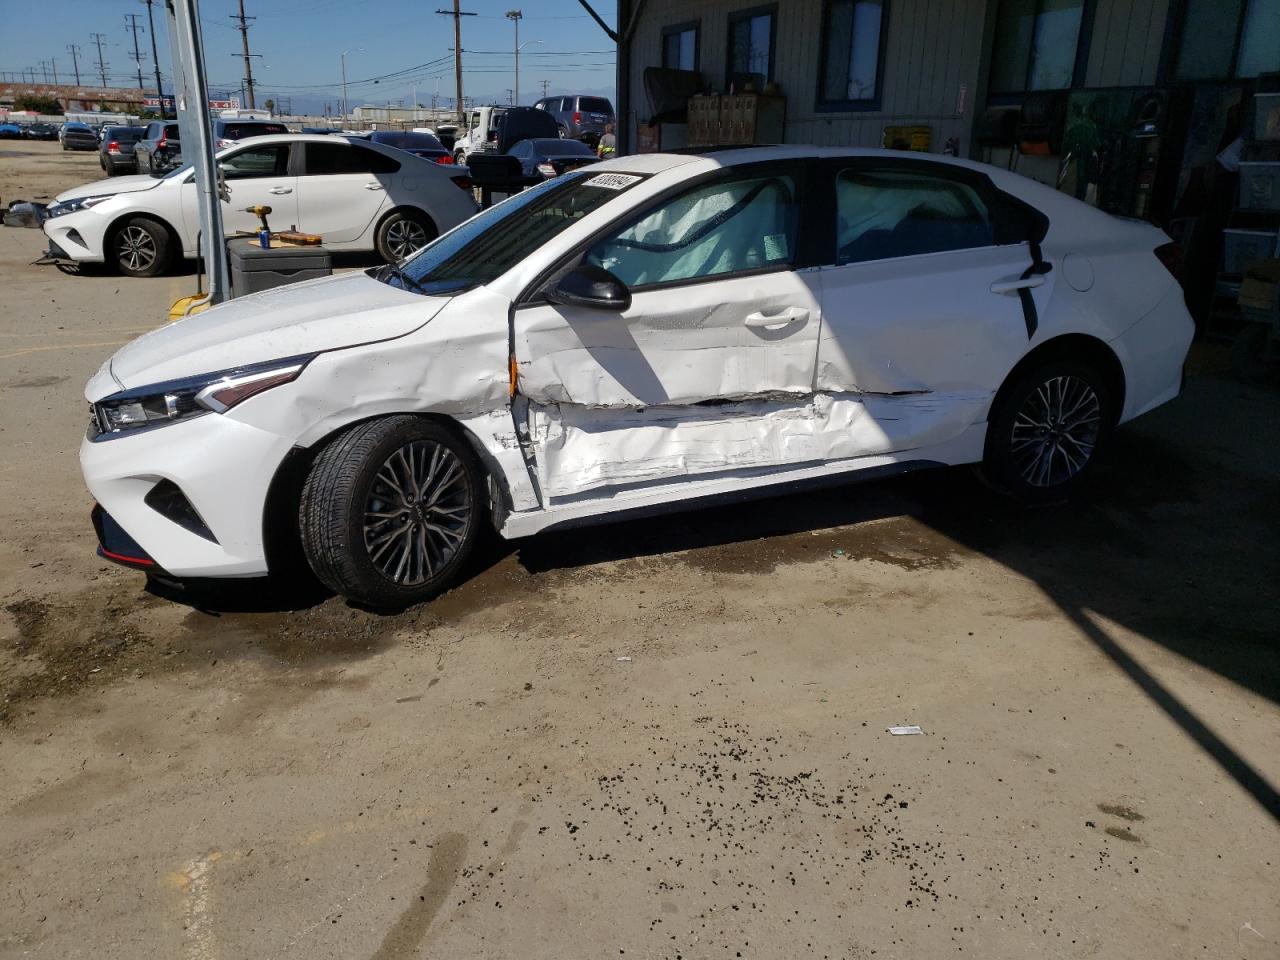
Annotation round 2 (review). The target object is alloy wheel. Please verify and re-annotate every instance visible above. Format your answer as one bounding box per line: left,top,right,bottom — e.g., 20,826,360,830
362,440,473,585
1009,375,1101,487
116,225,157,273
384,218,428,259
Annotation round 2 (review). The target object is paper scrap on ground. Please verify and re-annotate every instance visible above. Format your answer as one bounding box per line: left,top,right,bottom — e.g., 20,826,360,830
616,656,632,663
888,725,924,735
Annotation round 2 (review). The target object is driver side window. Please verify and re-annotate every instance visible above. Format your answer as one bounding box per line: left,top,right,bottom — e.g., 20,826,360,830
219,144,290,180
585,173,799,288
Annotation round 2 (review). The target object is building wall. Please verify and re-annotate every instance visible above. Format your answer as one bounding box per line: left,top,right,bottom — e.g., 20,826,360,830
625,0,1178,154
1084,0,1171,88
627,0,992,151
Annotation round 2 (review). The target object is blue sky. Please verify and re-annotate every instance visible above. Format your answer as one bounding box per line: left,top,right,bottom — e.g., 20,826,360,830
0,0,618,113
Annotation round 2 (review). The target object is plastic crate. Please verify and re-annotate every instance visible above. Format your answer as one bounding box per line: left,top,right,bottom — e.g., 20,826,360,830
1238,162,1280,212
1222,228,1279,275
1254,92,1280,142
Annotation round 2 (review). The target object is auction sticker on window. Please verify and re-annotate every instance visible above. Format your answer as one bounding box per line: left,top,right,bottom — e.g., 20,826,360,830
583,173,642,190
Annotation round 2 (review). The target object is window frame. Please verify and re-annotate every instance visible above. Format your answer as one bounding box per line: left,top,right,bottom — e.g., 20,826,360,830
813,157,1049,268
517,159,827,304
985,0,1096,101
216,142,293,181
300,140,401,177
814,0,890,113
725,4,779,91
661,19,701,72
1161,0,1280,82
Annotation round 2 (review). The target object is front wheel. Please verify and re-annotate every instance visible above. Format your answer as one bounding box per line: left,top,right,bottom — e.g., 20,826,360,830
299,417,487,609
982,358,1114,501
111,217,172,277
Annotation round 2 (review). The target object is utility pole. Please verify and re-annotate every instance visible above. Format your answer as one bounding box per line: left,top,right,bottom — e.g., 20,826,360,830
38,61,50,84
231,0,257,109
506,9,521,105
142,0,166,115
66,44,82,85
90,32,109,87
125,13,146,91
436,2,476,128
540,78,550,97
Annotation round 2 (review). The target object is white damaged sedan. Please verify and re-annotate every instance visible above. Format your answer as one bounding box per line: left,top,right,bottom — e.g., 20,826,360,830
81,146,1193,608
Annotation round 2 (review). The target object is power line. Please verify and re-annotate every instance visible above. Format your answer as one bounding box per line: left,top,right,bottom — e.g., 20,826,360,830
66,44,82,85
232,0,259,109
89,32,109,87
125,12,146,91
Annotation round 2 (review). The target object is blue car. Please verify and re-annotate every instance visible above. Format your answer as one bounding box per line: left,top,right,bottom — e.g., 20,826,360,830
0,122,23,139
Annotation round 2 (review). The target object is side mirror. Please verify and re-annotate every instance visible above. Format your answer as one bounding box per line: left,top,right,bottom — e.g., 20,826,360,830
548,264,631,311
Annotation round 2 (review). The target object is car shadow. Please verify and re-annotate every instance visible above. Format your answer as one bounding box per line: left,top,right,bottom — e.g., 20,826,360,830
146,367,1280,818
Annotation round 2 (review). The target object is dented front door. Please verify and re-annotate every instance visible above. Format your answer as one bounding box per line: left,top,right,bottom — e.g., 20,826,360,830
513,166,821,500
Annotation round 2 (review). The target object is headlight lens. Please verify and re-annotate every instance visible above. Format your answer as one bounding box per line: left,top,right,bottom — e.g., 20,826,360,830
89,355,312,440
46,195,112,218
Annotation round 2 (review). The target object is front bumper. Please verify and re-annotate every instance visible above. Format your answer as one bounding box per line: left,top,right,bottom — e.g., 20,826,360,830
80,410,298,577
92,504,162,571
43,210,106,263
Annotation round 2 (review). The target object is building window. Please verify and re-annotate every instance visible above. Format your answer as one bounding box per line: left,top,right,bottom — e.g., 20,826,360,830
817,0,887,109
989,0,1086,95
1173,0,1280,80
727,5,777,90
662,21,699,71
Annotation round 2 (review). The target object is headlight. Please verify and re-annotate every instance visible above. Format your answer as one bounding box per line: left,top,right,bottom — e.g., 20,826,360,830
46,195,112,219
89,355,312,440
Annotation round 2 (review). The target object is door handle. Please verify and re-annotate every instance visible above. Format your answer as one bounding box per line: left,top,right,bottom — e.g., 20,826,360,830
364,182,385,191
267,186,292,195
743,306,809,329
990,274,1046,295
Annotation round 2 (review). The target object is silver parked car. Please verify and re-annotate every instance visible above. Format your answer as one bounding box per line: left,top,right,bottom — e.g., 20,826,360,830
532,94,614,145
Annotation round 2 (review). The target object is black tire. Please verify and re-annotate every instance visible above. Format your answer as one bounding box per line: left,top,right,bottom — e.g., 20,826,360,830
111,216,172,278
454,150,466,165
982,357,1115,502
299,416,487,609
374,208,438,263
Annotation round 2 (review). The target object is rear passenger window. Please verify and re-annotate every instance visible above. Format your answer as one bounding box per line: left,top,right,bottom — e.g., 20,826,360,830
304,142,400,175
834,167,994,264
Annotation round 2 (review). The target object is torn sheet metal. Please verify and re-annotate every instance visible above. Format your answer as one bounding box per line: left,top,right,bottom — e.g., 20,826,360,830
526,389,991,500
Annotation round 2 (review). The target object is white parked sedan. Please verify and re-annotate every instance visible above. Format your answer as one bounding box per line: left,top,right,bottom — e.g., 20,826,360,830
80,146,1193,608
43,134,478,276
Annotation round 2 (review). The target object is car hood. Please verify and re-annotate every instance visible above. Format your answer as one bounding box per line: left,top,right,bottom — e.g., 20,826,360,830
55,175,162,202
89,271,451,398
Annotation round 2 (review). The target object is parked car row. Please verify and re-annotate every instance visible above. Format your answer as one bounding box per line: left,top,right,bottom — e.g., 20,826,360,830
0,121,60,140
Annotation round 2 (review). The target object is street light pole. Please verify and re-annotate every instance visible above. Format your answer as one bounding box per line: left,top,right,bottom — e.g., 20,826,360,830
506,9,522,105
339,47,362,120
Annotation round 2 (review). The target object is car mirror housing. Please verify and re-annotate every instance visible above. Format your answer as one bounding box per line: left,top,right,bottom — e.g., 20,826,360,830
548,264,631,312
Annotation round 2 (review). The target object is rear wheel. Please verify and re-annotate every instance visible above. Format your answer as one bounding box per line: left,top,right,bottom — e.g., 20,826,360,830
374,209,437,262
299,417,487,609
111,217,172,277
982,358,1114,501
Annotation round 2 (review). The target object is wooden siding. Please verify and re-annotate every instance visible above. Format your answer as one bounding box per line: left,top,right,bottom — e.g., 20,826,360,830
627,0,990,152
1085,0,1171,88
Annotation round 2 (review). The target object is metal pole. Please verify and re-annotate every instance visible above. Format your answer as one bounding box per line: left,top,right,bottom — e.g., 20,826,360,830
66,44,82,85
453,0,464,127
166,0,229,304
143,0,166,116
506,9,521,105
126,13,146,91
90,32,109,86
340,51,347,119
233,0,256,109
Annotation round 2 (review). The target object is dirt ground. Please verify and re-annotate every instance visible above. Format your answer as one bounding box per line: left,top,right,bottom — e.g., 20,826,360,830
1,139,1277,960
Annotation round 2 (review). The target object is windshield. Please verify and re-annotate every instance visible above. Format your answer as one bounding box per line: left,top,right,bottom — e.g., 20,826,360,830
376,169,645,295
